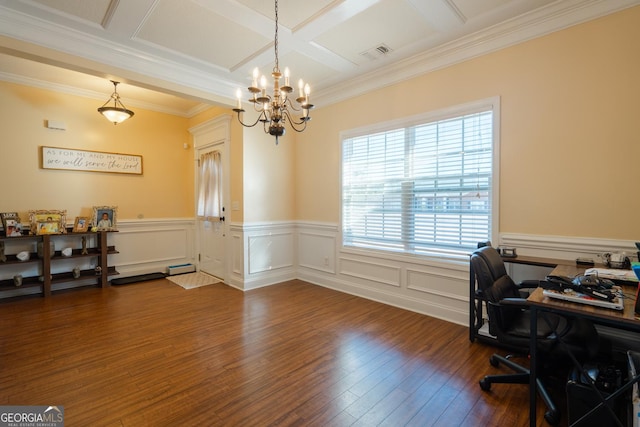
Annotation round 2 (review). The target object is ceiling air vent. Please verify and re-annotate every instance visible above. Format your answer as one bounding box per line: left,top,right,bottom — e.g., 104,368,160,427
359,43,393,61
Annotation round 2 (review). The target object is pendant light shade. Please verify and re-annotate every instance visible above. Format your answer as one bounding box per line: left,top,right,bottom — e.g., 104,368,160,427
98,80,134,124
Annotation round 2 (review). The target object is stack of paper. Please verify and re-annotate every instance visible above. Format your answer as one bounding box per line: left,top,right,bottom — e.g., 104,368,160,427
584,268,638,282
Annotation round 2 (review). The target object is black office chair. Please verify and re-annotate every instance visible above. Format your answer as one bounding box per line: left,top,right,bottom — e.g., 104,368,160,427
471,246,599,425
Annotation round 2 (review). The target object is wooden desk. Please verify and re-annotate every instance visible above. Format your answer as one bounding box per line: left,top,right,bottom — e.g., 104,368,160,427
526,265,640,426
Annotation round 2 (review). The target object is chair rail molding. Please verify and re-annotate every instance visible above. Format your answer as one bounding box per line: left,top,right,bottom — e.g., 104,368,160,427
500,233,639,262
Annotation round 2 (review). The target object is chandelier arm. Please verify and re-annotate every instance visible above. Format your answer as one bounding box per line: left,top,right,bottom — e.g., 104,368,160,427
282,97,301,112
234,110,266,128
251,97,271,112
282,111,308,133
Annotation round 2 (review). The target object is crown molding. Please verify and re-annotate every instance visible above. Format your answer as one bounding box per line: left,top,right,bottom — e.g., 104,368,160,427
0,4,237,105
0,0,638,110
0,70,209,117
314,0,640,107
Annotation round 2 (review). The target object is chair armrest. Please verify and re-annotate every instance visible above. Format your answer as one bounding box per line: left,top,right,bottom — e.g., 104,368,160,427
518,279,541,289
500,297,528,307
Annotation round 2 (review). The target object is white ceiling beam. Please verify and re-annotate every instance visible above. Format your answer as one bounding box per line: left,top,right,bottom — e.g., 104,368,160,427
407,0,466,30
104,0,159,38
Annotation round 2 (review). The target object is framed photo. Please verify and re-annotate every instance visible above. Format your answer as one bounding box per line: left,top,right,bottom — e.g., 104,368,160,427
29,210,67,235
93,206,117,231
4,219,22,237
73,216,90,233
1,212,20,237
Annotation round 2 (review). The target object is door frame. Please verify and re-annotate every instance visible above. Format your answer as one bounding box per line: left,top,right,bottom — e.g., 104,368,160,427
189,115,231,282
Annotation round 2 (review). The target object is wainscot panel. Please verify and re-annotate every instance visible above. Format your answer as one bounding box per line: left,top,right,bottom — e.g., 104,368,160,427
298,231,336,274
111,219,195,277
339,256,401,289
228,222,296,291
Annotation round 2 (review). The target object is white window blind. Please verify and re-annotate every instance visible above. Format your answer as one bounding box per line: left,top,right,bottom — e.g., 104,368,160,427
342,107,494,255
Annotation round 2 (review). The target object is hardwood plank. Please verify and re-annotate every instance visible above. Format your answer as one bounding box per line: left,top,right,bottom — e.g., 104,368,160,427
0,279,565,426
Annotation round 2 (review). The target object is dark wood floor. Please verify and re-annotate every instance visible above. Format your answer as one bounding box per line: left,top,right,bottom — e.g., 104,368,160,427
0,279,563,426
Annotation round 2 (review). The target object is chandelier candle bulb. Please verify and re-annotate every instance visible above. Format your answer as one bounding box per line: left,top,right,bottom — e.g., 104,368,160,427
236,89,242,110
252,67,259,88
260,76,267,96
284,67,290,86
298,79,304,98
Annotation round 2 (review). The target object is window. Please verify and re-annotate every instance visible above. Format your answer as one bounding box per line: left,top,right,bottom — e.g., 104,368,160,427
341,98,499,258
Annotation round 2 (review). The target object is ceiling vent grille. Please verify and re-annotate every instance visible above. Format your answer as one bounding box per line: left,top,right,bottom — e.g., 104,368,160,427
360,43,393,61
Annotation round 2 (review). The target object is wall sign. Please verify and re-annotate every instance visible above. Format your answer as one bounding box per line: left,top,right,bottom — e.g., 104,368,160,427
41,146,143,175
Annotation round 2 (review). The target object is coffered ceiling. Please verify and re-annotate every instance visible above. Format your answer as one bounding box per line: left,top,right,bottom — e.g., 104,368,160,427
0,0,638,117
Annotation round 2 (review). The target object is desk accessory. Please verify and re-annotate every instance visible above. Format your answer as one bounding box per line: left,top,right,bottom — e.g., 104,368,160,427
602,252,630,269
633,263,640,315
498,246,517,258
544,275,616,301
542,288,623,310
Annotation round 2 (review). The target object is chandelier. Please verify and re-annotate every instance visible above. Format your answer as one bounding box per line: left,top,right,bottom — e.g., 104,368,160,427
97,80,134,125
233,0,313,144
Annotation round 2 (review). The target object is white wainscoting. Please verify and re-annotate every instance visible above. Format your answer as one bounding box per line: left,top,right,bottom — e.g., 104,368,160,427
109,221,640,327
227,221,297,291
296,221,470,326
295,222,640,327
110,218,196,277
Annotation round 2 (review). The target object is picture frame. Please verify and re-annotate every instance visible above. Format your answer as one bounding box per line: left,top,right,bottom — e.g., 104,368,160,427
29,210,67,235
4,219,22,237
41,146,143,175
93,206,117,231
1,212,20,237
73,216,90,233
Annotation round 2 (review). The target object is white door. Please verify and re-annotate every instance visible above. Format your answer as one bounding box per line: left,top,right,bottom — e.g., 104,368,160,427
196,143,226,280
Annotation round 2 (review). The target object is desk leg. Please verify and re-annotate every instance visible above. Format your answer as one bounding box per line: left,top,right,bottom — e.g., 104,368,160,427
469,263,476,342
530,305,537,427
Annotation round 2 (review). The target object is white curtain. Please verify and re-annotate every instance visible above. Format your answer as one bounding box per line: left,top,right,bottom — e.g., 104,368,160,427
197,150,222,221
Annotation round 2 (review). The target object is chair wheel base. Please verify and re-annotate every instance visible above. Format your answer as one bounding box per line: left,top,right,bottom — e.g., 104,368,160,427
544,409,560,425
479,378,491,391
489,355,500,367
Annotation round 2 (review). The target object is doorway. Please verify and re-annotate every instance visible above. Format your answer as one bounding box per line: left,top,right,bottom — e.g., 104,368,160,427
191,117,230,282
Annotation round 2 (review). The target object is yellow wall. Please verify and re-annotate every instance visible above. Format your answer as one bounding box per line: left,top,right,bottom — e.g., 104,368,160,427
0,81,193,225
188,108,295,223
296,6,640,240
243,128,295,223
3,5,639,238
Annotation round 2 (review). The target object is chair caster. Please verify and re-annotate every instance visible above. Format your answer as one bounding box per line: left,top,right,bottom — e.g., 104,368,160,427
544,409,560,425
489,355,500,367
479,378,491,391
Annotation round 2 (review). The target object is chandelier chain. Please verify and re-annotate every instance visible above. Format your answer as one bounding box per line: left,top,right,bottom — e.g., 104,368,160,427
273,0,279,73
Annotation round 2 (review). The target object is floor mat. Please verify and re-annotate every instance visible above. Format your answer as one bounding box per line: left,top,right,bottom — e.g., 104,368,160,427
166,272,220,289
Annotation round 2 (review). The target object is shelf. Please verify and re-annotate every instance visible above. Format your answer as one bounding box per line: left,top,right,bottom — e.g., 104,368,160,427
0,275,43,291
1,253,39,265
0,230,116,298
50,267,119,285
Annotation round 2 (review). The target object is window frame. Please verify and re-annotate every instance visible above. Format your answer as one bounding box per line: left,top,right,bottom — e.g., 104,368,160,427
339,97,501,261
